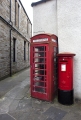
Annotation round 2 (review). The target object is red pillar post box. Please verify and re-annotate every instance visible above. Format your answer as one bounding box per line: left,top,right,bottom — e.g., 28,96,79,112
57,52,75,105
30,33,58,101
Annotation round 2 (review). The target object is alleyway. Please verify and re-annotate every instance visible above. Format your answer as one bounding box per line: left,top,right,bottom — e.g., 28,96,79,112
0,68,81,120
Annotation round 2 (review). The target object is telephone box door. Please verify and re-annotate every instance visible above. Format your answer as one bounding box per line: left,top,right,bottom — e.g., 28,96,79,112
30,44,49,100
58,58,73,91
59,62,69,90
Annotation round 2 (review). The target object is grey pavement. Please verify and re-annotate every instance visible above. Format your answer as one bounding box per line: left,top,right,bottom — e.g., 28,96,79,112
0,68,81,120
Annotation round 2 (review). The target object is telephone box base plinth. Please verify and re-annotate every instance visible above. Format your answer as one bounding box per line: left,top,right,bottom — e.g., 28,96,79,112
58,89,73,105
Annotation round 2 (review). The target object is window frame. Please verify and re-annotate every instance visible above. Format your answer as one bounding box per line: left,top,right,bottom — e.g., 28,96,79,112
15,0,20,28
24,41,26,61
13,38,16,62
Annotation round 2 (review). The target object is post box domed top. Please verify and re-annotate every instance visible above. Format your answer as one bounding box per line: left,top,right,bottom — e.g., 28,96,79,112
57,52,76,57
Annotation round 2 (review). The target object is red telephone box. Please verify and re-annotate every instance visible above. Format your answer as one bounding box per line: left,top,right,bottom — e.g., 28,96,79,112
30,33,58,101
57,52,75,105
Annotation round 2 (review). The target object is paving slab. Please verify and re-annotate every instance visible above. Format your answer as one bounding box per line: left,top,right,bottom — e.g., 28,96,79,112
0,69,30,98
46,118,53,120
0,114,15,120
9,110,24,120
62,112,81,120
9,108,33,120
0,68,81,120
9,99,19,112
16,98,32,110
44,106,67,120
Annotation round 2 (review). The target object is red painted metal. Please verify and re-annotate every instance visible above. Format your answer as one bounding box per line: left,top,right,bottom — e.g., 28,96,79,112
30,33,58,101
57,53,75,91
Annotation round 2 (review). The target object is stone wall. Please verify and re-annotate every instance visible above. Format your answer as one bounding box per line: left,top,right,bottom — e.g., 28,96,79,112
0,0,32,80
0,21,10,78
0,0,10,22
11,31,30,74
11,0,32,39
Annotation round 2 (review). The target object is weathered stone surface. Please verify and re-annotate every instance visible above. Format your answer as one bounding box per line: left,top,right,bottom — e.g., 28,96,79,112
44,106,67,120
0,0,32,80
0,114,14,120
0,68,81,120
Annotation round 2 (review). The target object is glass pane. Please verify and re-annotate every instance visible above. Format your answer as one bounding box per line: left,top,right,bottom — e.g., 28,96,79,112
33,74,46,80
38,52,44,57
34,46,44,52
54,58,56,62
34,69,44,75
34,81,45,86
34,86,46,93
34,58,46,63
54,52,56,56
35,63,39,68
54,47,57,52
34,52,44,57
34,52,39,57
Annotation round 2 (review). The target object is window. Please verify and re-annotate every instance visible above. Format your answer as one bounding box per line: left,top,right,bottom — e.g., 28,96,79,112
15,0,19,27
27,19,29,34
24,41,26,60
13,38,16,62
28,43,29,61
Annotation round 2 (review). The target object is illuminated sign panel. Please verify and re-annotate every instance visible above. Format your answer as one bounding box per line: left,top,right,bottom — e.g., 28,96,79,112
33,38,48,42
52,39,56,42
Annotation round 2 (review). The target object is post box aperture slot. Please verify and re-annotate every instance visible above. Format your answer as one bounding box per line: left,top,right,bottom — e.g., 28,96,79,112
59,60,68,62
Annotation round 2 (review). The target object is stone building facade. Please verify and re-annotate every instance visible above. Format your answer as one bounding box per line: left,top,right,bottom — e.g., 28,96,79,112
0,0,32,80
32,0,81,100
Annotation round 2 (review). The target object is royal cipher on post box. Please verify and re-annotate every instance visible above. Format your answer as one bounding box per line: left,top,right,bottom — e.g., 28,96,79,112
57,52,75,105
30,33,58,101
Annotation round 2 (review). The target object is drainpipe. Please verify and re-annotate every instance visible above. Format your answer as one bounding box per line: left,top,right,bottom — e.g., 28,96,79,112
56,0,59,53
10,0,11,22
10,0,12,76
10,29,12,76
31,23,32,37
